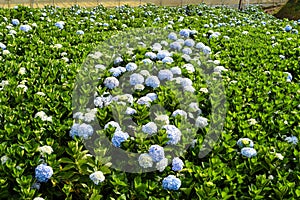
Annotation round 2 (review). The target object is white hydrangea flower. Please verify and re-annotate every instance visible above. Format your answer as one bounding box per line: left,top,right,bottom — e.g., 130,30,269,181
89,171,105,185
195,116,208,128
35,111,52,122
138,153,153,168
36,92,46,96
154,114,169,125
17,84,28,92
33,197,45,200
1,155,9,164
156,158,168,172
18,67,26,75
248,118,257,125
275,153,284,160
38,145,53,155
200,88,208,93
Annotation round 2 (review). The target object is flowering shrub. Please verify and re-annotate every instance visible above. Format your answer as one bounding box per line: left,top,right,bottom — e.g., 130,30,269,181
0,3,300,200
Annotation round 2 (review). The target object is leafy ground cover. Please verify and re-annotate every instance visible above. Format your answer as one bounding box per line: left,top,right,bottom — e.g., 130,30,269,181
0,4,300,200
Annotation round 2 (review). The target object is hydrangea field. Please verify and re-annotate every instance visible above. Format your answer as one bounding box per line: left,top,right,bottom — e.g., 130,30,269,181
1,3,300,200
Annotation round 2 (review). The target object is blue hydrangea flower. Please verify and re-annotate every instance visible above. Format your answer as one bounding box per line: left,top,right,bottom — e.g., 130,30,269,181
285,136,298,144
112,131,129,147
195,116,208,128
126,62,138,71
181,78,193,87
109,68,123,77
142,122,157,135
125,107,136,115
0,42,6,50
20,24,32,32
179,29,190,38
146,93,157,101
163,125,182,145
203,46,211,55
162,57,174,64
237,138,254,148
149,145,165,162
130,73,144,86
152,43,162,51
283,72,292,82
158,69,173,81
209,32,221,39
89,171,105,185
103,23,109,27
182,54,191,62
170,42,182,51
104,121,121,131
195,42,206,50
162,175,181,190
137,96,152,107
172,109,187,119
204,24,210,28
77,123,94,139
76,30,84,35
285,25,292,32
170,67,181,75
184,39,195,47
241,147,257,158
70,123,80,138
114,57,123,65
145,76,160,88
157,50,171,60
12,19,20,26
54,21,64,29
138,153,153,168
35,164,53,183
145,52,157,60
142,58,153,65
172,157,184,171
168,32,177,40
156,157,168,172
104,77,119,89
182,48,192,55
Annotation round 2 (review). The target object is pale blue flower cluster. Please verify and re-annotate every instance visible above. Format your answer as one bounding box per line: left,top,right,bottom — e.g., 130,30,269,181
163,125,182,145
104,121,121,131
283,72,292,82
55,21,64,29
285,25,292,32
142,58,153,64
184,39,195,47
138,153,153,168
146,93,157,101
237,138,254,148
157,50,171,60
179,29,191,38
137,96,152,107
162,57,174,63
172,157,184,171
69,123,94,139
170,42,182,51
149,145,165,162
20,24,32,32
182,47,192,55
114,57,123,65
12,19,20,26
145,76,160,88
112,130,129,147
145,52,157,60
195,116,208,128
89,171,105,185
158,69,173,81
125,107,136,115
168,32,177,40
104,77,119,89
109,67,124,77
162,175,181,190
76,30,84,35
35,164,53,183
125,62,138,71
130,73,144,86
241,147,257,158
170,67,181,75
0,42,6,50
142,122,158,135
285,135,298,145
172,109,187,119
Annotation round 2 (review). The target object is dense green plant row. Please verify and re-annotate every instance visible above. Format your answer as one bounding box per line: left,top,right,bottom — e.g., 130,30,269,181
0,4,300,199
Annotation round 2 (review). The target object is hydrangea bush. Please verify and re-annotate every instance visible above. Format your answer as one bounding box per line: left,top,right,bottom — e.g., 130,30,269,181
0,3,300,200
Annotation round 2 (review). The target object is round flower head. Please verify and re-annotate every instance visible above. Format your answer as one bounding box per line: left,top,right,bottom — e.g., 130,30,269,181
54,21,64,29
38,145,53,155
20,24,32,32
138,153,153,168
109,68,123,77
130,73,144,86
114,57,123,65
94,97,104,108
195,42,206,50
137,96,152,107
142,58,153,65
33,197,44,200
170,42,182,51
285,25,292,32
157,50,171,60
195,116,208,128
170,67,181,75
152,43,162,51
104,121,121,131
77,123,94,139
112,131,129,148
172,157,184,171
146,93,157,101
168,32,177,40
158,69,173,81
140,70,150,77
104,77,119,89
126,62,138,71
0,42,7,50
172,109,187,119
89,171,105,185
142,122,158,135
145,52,157,60
214,66,228,73
35,164,53,183
182,63,195,73
241,147,257,158
76,30,84,35
154,114,169,125
156,157,168,172
148,145,165,162
283,72,292,82
145,76,160,88
162,57,174,64
180,78,193,87
285,136,298,145
237,138,254,148
203,46,211,55
184,39,195,47
163,125,182,145
182,48,192,55
70,123,80,138
125,107,136,115
12,19,20,26
179,29,190,38
162,175,181,190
